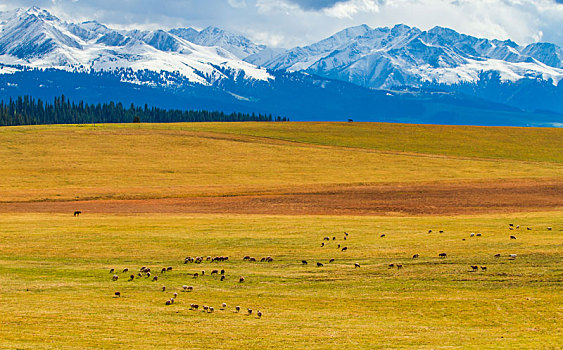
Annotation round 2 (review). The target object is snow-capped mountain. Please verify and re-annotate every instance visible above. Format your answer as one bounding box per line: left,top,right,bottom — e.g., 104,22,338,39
0,7,272,85
0,7,562,125
248,24,563,89
170,26,267,59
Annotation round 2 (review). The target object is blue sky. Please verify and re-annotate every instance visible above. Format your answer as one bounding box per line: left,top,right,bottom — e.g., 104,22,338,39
1,0,562,48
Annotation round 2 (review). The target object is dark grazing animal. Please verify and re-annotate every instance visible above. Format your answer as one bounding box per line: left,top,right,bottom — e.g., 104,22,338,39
380,234,385,238
412,254,419,259
396,264,403,269
239,276,245,283
316,262,324,267
220,275,225,281
73,211,82,216
480,266,487,271
354,263,360,268
302,260,308,265
211,270,219,275
439,253,447,258
510,236,517,240
329,258,335,263
114,292,121,297
341,247,348,251
494,254,501,258
220,269,225,275
470,265,478,272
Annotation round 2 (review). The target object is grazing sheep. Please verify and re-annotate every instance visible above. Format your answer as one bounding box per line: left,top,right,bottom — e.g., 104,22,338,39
206,256,211,261
321,243,325,247
243,256,250,261
235,306,241,313
140,266,147,272
324,237,330,241
342,247,348,251
547,227,552,231
509,254,517,259
211,270,219,275
509,224,514,227
146,272,151,278
354,263,360,268
249,258,256,262
257,310,262,318
114,292,121,297
396,264,403,269
439,230,444,233
476,233,482,237
380,234,385,238
190,303,198,310
302,260,308,265
162,286,166,292
193,273,199,278
509,227,514,230
165,300,171,306
316,262,324,267
470,233,475,237
462,239,466,241
209,307,214,313
428,230,432,233
470,265,478,272
112,275,119,281
516,225,520,229
344,237,347,240
337,244,341,249
222,303,227,309
266,257,273,262
152,276,158,281
510,236,517,240
109,268,115,273
329,258,335,263
161,268,166,273
203,306,209,312
73,211,82,217
494,254,501,258
412,254,419,259
182,285,193,291
332,237,336,241
165,266,172,271
220,269,225,275
201,270,205,276
173,292,178,298
122,268,129,273
137,273,142,277
480,266,487,271
129,274,135,280
248,309,253,315
220,276,225,281
439,253,447,258
239,276,245,283
388,264,394,268
527,227,532,230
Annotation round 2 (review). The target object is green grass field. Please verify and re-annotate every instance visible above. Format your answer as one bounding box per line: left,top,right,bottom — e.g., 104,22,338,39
0,122,561,349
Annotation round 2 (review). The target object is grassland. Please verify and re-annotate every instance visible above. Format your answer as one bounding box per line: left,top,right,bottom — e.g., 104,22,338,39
0,122,561,349
0,213,561,349
0,123,561,202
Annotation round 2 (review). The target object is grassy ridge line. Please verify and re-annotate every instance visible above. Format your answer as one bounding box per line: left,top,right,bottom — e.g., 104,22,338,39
1,123,562,202
156,122,563,163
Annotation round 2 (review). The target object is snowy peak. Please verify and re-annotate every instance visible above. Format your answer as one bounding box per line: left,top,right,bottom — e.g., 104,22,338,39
0,7,273,85
254,23,563,88
170,26,266,59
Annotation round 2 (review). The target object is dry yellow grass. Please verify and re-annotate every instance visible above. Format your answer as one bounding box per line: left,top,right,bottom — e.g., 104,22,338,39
0,123,561,202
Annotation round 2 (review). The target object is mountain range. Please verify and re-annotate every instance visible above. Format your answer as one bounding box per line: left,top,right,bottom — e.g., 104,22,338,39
0,6,562,126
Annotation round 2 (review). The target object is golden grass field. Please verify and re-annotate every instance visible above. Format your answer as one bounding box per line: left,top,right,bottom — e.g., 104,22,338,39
0,122,561,349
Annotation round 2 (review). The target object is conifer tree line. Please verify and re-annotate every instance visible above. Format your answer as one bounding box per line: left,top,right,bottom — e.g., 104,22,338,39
0,95,288,126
